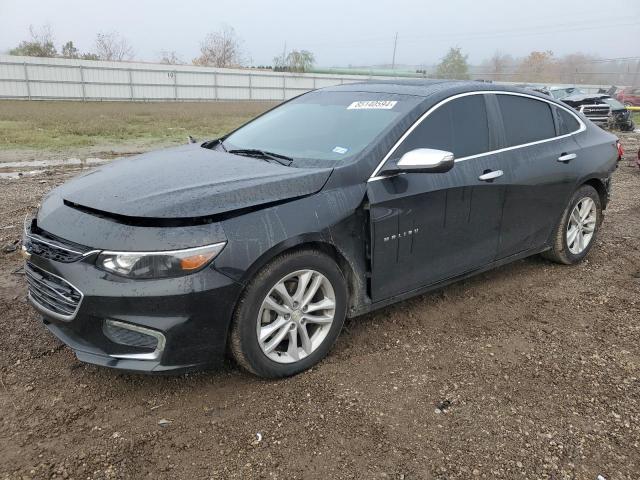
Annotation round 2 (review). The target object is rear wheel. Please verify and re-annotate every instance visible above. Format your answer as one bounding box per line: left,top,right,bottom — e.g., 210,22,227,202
230,249,347,378
542,185,602,265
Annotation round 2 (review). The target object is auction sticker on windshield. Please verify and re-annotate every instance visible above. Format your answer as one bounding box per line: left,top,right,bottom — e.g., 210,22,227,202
347,100,397,110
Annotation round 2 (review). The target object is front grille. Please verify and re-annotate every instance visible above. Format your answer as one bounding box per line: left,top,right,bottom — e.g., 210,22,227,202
24,217,94,263
25,262,82,320
25,235,85,262
580,105,610,118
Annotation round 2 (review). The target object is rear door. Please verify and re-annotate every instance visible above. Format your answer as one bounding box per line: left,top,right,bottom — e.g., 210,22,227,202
491,93,583,258
367,93,506,302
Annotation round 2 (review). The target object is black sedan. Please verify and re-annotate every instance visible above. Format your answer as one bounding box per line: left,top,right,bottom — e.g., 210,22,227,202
23,80,618,377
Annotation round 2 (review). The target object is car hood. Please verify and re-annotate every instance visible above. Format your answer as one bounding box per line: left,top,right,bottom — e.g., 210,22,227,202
55,144,333,220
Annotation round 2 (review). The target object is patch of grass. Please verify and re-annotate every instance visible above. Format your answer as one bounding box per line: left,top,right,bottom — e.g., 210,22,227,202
0,100,277,152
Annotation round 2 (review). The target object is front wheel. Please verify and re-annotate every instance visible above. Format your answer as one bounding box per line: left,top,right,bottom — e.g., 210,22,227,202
229,249,347,378
542,185,602,265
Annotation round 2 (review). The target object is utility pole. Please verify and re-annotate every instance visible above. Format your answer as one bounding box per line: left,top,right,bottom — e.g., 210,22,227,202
281,42,287,65
632,59,640,87
391,32,398,72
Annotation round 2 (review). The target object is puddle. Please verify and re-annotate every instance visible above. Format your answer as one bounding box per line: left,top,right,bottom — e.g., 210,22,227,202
0,157,109,169
0,157,110,180
0,170,46,180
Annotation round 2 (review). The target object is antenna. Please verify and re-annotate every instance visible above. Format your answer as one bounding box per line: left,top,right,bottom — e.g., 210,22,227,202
391,32,398,71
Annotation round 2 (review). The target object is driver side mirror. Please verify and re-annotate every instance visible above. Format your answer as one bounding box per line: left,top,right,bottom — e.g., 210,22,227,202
383,148,455,175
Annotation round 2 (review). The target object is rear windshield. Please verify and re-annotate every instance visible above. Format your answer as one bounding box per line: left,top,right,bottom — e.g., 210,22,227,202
222,91,420,165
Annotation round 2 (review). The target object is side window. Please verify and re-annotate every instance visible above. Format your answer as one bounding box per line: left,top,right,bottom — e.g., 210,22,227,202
553,106,580,135
395,94,490,159
497,95,556,147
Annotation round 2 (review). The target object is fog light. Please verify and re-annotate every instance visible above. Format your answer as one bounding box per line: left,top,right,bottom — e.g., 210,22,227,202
103,320,166,360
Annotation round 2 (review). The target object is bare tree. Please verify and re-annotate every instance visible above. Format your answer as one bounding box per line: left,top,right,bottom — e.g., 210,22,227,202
95,31,135,61
486,51,513,81
9,24,57,57
159,50,184,65
554,53,597,84
193,25,244,67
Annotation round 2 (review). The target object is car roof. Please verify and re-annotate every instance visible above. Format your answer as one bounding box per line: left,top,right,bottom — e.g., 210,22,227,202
321,79,554,100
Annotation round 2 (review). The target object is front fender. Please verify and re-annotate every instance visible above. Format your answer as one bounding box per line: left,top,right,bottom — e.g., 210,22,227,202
213,184,368,285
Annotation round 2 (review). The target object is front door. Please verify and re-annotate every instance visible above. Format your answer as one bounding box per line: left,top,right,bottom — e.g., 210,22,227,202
367,93,506,302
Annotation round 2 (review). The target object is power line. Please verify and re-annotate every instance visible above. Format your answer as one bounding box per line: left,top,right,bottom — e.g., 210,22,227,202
301,17,640,49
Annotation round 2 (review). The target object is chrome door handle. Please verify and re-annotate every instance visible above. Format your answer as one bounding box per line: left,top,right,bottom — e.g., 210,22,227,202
558,153,577,163
478,170,503,181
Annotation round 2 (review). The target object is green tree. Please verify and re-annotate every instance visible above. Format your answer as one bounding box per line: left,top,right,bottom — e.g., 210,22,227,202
287,50,315,73
435,47,469,80
80,53,100,61
273,49,315,73
61,41,79,59
9,25,57,57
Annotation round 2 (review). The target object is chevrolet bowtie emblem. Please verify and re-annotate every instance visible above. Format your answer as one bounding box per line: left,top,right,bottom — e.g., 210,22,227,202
20,245,31,260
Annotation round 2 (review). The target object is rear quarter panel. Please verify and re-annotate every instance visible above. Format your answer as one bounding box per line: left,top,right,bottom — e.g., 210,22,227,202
572,123,618,189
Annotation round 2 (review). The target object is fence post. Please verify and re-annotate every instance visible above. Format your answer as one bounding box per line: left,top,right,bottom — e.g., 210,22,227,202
313,77,317,90
79,65,86,101
248,74,252,100
128,68,134,100
282,75,286,100
213,72,218,100
23,62,31,100
173,70,178,101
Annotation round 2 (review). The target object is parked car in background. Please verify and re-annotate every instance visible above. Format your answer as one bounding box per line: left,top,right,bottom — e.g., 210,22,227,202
560,93,611,125
615,87,640,107
22,81,619,377
561,93,634,131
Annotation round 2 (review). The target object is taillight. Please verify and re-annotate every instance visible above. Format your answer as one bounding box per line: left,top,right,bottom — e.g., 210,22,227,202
616,140,624,161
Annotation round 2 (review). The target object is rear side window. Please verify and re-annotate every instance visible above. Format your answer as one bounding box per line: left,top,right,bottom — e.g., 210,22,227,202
395,94,489,159
554,106,580,135
497,95,555,147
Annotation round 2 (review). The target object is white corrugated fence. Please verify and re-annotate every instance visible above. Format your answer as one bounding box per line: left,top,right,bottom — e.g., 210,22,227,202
0,54,612,102
0,55,390,102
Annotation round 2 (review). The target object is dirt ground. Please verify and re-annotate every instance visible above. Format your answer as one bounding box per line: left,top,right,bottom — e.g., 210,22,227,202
0,124,639,479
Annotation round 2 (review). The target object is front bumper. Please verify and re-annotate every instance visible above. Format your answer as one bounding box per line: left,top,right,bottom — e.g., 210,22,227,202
26,250,243,374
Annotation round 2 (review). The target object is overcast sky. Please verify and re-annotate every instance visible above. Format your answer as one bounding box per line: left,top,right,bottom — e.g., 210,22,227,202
1,0,639,66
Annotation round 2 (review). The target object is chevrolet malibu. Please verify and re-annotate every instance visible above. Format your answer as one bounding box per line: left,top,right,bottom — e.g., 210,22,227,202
23,80,618,377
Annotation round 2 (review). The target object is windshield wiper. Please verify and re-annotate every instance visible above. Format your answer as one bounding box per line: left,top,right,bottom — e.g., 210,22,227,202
228,149,293,167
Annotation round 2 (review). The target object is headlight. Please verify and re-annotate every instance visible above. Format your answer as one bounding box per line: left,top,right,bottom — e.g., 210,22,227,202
96,242,226,279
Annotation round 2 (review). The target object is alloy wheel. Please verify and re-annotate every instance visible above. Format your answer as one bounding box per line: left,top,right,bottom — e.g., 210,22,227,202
566,197,597,255
256,269,336,363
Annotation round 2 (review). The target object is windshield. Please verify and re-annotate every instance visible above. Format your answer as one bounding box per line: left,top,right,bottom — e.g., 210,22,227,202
551,87,586,99
222,91,420,165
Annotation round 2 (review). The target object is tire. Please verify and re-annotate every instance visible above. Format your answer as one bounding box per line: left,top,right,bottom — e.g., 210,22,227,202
542,185,602,265
230,249,347,378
